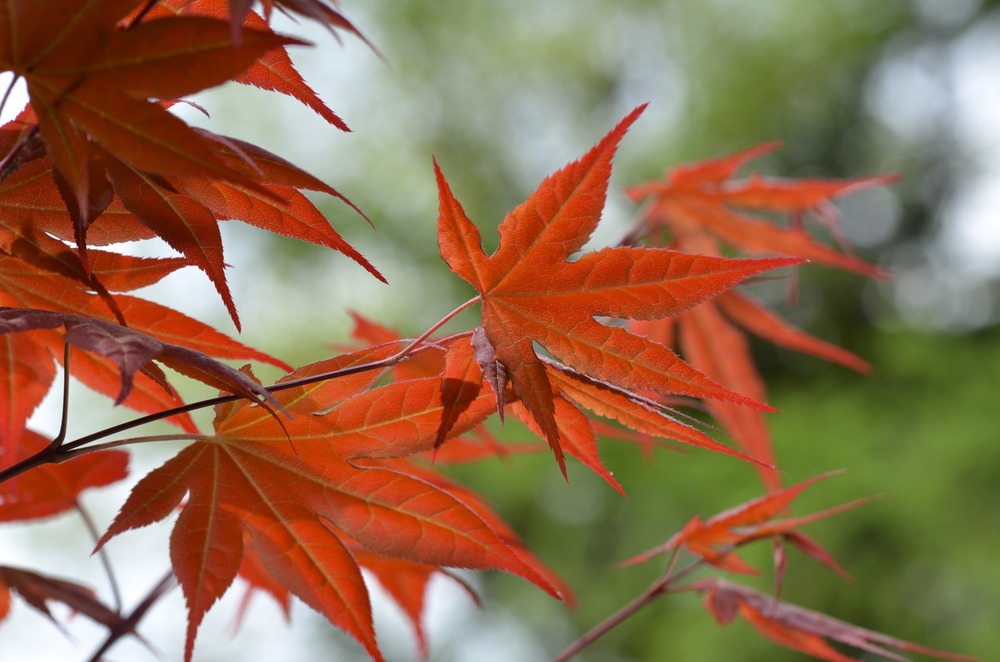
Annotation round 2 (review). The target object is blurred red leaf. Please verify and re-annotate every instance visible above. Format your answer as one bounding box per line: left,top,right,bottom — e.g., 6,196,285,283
0,565,121,631
697,579,978,662
624,472,872,579
626,143,894,277
0,430,128,522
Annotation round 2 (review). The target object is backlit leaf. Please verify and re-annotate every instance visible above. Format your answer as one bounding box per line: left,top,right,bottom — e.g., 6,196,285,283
436,106,798,469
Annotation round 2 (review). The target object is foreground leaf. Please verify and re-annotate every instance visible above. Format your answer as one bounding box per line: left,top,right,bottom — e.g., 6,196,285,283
151,0,350,130
436,105,799,468
0,234,215,450
1,4,300,217
98,349,566,662
0,108,382,328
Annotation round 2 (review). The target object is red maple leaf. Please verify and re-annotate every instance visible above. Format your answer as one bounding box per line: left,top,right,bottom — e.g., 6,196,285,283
435,106,799,469
150,0,354,130
0,248,283,457
0,565,121,633
98,348,566,662
697,579,978,662
624,472,873,581
0,104,382,329
625,141,896,277
342,316,764,493
622,146,890,487
0,1,299,217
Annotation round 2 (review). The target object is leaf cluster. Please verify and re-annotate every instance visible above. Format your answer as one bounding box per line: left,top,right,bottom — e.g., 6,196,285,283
0,2,976,662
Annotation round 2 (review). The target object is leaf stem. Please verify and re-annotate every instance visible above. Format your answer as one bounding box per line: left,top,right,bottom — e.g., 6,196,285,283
48,344,72,451
0,304,481,485
84,569,176,662
552,552,705,662
0,74,20,124
75,500,123,613
60,434,212,460
386,296,481,363
125,0,162,29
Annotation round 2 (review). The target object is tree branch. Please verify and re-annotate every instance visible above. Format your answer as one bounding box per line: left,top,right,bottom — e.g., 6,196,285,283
0,304,480,485
84,570,176,662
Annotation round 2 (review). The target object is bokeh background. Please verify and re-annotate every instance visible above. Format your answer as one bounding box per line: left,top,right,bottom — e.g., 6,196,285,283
2,0,999,660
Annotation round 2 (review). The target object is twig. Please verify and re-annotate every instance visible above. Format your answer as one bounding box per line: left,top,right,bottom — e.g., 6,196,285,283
74,501,123,613
0,124,42,184
60,434,210,459
125,0,162,29
84,570,176,662
47,344,72,451
0,302,481,484
552,553,704,662
0,73,20,122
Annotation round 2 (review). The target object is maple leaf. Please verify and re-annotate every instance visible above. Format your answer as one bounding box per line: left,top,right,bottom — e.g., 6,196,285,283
623,472,874,582
0,430,128,522
0,110,383,329
151,0,351,129
0,307,282,417
0,565,121,632
0,147,153,248
435,105,799,468
629,236,871,488
626,142,895,277
0,248,285,455
98,348,566,662
233,518,481,660
677,302,779,488
696,579,978,662
716,291,872,374
342,318,760,491
231,451,555,662
0,2,303,220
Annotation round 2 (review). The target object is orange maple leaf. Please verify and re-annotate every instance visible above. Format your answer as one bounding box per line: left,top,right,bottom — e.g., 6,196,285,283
0,106,382,329
98,348,566,662
435,105,799,470
0,1,299,218
0,248,283,456
151,0,352,129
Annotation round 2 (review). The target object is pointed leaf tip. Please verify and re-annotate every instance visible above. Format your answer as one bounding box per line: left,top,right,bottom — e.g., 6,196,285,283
437,106,811,478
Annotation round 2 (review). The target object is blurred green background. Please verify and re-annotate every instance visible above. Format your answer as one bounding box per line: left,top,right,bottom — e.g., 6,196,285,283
5,0,1000,660
193,0,1000,660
